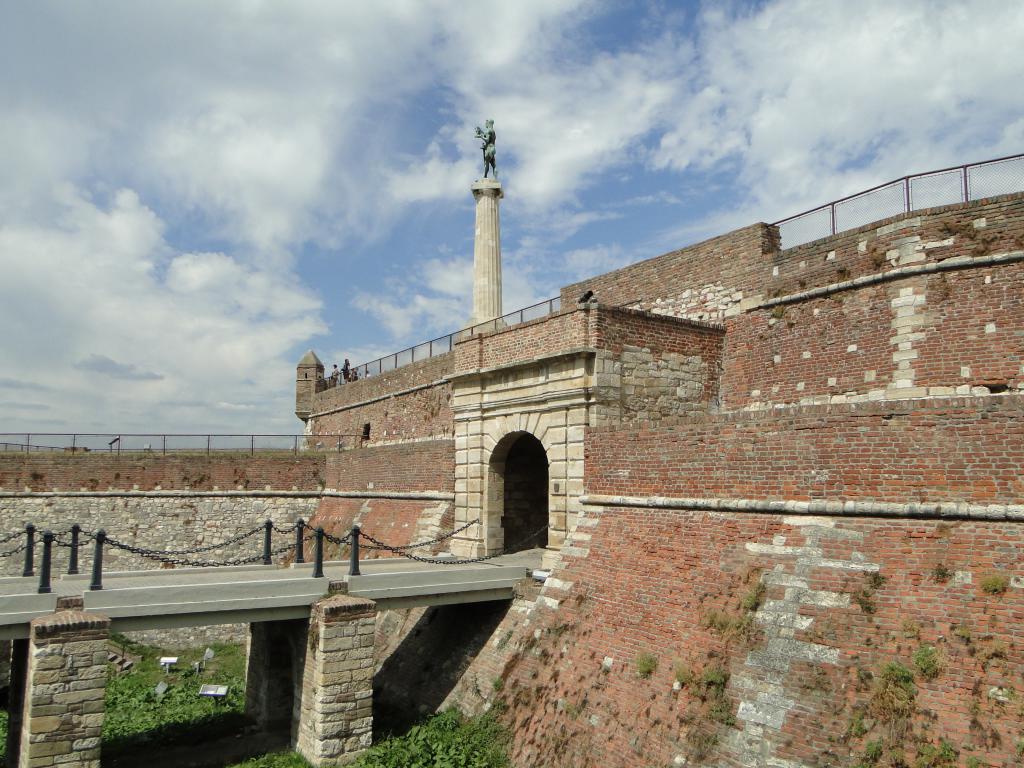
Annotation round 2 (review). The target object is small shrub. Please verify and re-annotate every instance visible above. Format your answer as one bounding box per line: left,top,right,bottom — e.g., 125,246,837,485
901,620,921,638
674,663,695,687
700,665,729,692
846,710,869,739
913,645,941,680
853,739,884,767
976,640,1008,668
636,652,658,679
685,726,718,760
740,582,766,612
965,757,985,768
869,662,916,740
707,696,736,726
953,623,972,643
980,573,1010,595
770,306,786,319
492,677,504,692
865,572,886,590
352,709,509,768
931,564,952,583
914,739,957,768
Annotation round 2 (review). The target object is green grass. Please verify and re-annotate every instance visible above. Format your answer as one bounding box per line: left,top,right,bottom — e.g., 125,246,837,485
353,709,509,768
103,636,247,752
227,754,312,768
226,711,509,768
0,709,7,761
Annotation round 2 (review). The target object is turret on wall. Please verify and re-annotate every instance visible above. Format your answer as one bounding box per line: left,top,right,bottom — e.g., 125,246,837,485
295,349,324,422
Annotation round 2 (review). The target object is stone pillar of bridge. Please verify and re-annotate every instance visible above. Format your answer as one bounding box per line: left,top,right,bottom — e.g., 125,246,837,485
295,595,376,767
4,639,28,768
469,179,503,327
16,611,109,768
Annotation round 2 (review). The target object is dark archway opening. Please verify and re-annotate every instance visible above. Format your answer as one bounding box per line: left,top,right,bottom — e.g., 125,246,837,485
502,434,549,552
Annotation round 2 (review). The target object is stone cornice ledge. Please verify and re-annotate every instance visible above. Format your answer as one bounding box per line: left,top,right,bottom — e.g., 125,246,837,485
322,490,454,501
0,489,454,501
581,494,1024,521
0,490,323,498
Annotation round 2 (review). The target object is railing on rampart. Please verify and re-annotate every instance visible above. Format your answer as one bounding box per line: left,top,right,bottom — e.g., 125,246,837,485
348,296,560,381
0,433,362,455
773,153,1024,249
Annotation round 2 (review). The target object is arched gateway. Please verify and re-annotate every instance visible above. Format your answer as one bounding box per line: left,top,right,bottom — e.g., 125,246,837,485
488,431,549,553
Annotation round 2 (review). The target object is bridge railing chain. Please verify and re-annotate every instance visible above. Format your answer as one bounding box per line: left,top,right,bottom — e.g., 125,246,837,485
349,521,549,573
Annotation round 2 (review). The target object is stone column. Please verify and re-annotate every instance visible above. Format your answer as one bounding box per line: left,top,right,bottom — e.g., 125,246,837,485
17,611,109,768
469,179,504,327
295,595,376,767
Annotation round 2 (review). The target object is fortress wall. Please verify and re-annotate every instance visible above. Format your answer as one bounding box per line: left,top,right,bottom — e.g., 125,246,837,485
584,396,1024,505
468,506,1024,768
593,308,725,421
324,440,454,493
307,353,454,443
453,309,591,373
721,197,1024,411
0,452,325,493
767,192,1024,300
560,223,778,322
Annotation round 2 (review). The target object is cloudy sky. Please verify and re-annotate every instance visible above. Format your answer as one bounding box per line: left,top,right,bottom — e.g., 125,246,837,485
1,0,1022,439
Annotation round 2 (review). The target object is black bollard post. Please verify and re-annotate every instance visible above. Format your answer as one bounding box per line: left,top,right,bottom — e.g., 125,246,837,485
262,519,273,565
22,523,35,577
294,519,305,564
38,530,54,594
349,524,361,577
313,527,325,578
90,530,106,591
68,524,80,575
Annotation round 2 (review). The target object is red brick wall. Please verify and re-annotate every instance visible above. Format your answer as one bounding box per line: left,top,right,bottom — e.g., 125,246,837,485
767,193,1024,300
312,496,449,556
454,310,590,373
308,354,454,442
560,222,778,313
310,380,453,443
0,453,326,492
586,396,1024,504
324,441,454,493
721,196,1024,409
490,509,1024,768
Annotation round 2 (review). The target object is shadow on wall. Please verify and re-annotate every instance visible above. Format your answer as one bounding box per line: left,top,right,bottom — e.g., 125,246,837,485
373,601,509,735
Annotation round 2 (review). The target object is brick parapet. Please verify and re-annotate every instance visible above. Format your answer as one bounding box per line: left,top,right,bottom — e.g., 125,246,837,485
324,440,454,493
0,453,326,493
311,353,453,413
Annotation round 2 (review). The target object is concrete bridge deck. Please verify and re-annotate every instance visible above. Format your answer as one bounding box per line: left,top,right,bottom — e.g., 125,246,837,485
0,549,542,639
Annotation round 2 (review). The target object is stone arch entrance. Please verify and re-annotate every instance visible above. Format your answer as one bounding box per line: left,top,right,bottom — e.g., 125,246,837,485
488,431,549,553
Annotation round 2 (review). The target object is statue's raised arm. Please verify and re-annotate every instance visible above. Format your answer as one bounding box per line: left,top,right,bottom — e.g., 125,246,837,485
474,119,497,179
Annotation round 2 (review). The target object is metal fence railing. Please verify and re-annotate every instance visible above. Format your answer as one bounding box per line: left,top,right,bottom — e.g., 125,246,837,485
0,433,362,455
348,296,561,381
774,153,1024,249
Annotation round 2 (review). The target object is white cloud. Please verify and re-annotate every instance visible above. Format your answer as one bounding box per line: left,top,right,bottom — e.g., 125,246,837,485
0,187,323,432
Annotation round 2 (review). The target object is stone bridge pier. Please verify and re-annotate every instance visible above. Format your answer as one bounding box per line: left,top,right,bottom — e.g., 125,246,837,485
247,595,376,766
4,595,376,768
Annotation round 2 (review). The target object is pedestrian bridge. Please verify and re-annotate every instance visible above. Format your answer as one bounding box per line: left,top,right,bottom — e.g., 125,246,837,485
0,520,542,768
0,551,539,640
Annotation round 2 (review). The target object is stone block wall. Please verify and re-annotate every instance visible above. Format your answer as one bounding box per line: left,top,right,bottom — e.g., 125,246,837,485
296,596,376,766
16,611,109,768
